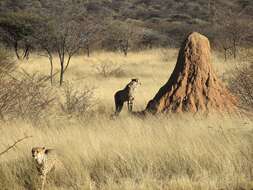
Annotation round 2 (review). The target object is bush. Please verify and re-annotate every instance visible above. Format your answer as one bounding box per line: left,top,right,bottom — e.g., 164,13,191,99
0,69,54,122
0,48,95,122
0,47,16,78
228,62,253,111
59,82,95,117
94,60,126,78
0,48,53,121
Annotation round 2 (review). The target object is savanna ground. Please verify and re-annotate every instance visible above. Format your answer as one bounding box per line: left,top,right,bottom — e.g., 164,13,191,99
0,49,253,190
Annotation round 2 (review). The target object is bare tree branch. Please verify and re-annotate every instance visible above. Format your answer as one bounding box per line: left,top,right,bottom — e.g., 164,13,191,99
0,135,32,157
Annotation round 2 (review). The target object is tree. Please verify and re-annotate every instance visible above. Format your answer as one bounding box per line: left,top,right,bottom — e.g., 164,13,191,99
81,19,103,57
33,18,87,86
215,31,232,61
0,12,37,60
56,21,86,85
215,10,252,60
31,0,100,85
32,21,55,84
103,22,137,56
137,28,164,49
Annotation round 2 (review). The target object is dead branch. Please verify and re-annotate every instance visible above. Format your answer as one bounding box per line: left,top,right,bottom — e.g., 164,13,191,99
0,135,32,157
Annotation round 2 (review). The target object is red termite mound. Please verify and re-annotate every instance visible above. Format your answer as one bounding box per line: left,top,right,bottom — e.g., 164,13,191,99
145,32,237,114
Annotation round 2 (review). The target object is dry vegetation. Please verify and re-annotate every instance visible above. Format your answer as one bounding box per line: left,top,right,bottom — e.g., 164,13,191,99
0,49,253,190
228,62,253,111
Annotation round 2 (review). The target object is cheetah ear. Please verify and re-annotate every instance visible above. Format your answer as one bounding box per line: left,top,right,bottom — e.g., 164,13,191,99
45,149,49,154
131,78,139,83
45,149,53,154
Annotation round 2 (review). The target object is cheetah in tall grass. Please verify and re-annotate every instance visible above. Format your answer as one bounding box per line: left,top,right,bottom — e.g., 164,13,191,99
31,147,63,190
114,78,141,115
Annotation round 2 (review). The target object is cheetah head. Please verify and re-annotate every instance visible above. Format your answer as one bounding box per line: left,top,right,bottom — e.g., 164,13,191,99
130,78,141,87
32,147,47,164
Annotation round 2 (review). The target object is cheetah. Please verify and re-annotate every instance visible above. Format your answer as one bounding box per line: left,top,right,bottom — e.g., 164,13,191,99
31,147,63,190
114,78,141,115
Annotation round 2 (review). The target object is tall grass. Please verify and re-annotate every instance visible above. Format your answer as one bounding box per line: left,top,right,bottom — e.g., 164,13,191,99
0,115,252,190
0,49,253,190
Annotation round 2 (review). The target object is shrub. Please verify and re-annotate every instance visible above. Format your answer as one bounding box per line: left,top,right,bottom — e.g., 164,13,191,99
228,62,253,111
94,60,126,78
0,69,54,122
0,47,16,78
59,82,95,117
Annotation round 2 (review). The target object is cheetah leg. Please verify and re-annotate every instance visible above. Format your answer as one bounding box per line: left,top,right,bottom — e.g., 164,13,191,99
41,175,46,190
127,101,133,112
115,101,124,116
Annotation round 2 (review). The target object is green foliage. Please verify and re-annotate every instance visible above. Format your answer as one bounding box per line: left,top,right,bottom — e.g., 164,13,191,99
0,11,41,59
0,0,252,50
0,11,38,41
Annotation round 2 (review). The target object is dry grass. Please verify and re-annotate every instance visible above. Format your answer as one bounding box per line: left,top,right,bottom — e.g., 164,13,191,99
1,116,253,190
1,49,253,190
18,48,237,113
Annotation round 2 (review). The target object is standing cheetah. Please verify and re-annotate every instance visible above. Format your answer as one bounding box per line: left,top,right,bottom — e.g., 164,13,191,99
31,147,63,190
114,78,141,115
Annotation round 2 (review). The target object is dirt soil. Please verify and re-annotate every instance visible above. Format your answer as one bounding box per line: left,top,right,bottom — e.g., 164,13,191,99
145,32,237,114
